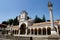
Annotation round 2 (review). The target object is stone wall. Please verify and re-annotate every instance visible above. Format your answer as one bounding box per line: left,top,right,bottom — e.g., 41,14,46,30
0,34,60,40
32,35,60,40
33,37,59,40
0,35,31,40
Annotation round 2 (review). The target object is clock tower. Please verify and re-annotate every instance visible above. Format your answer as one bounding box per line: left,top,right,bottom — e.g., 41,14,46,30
20,10,27,21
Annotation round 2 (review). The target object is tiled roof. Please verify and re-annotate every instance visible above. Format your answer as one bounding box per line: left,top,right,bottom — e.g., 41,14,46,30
12,26,19,30
32,21,59,26
6,25,19,30
0,24,7,28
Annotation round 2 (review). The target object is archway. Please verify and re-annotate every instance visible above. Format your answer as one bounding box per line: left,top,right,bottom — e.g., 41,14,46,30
20,23,26,34
59,29,60,35
31,28,33,35
43,28,46,35
27,29,30,35
38,28,41,35
35,28,37,35
47,27,51,35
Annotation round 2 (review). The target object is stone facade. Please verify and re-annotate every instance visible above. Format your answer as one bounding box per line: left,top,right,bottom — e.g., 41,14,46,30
1,1,60,40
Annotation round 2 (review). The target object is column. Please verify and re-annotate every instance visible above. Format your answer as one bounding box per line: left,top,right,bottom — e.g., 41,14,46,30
57,28,59,35
46,27,47,35
37,28,38,35
50,10,54,28
26,28,27,35
41,28,43,35
33,28,35,35
56,26,59,35
19,30,20,35
30,28,31,35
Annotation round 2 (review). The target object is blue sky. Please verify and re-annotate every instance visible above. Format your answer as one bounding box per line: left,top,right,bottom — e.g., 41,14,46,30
0,0,60,23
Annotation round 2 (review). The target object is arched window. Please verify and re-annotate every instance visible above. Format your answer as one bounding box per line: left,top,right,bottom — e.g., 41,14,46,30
43,28,46,35
35,28,37,35
47,27,51,35
38,28,41,35
20,23,26,34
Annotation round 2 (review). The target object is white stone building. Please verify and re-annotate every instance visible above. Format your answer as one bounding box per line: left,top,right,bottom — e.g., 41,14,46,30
5,1,60,37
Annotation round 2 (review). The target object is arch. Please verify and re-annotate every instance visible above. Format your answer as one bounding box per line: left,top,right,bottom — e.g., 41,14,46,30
20,23,26,34
15,30,16,34
58,29,60,35
16,30,18,34
35,28,37,35
38,28,41,35
43,28,46,35
27,29,30,35
47,27,51,35
31,28,33,35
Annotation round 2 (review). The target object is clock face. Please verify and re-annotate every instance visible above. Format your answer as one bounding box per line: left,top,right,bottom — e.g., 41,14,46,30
21,14,25,18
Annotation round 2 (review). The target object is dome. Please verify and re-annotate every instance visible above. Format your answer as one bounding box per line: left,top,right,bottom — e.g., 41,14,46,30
21,10,28,15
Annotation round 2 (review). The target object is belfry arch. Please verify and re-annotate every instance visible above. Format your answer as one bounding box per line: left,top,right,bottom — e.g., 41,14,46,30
20,23,26,34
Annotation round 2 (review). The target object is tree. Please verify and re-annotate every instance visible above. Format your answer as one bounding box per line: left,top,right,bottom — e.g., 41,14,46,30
2,21,8,25
47,20,50,22
27,16,31,20
42,15,46,22
34,15,42,23
7,19,13,25
13,16,19,26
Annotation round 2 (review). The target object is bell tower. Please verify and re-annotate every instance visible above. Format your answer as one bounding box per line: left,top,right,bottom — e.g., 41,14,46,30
18,10,28,35
20,10,27,21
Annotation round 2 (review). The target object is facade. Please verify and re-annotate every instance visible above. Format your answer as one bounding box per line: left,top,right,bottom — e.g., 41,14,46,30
4,1,60,37
5,10,60,37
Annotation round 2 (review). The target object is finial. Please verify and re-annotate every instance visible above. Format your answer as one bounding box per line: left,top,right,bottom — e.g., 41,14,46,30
48,0,53,7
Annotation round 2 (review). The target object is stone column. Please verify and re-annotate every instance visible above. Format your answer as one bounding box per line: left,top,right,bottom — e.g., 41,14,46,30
46,27,47,35
48,1,54,28
41,28,43,35
56,26,59,35
26,28,27,35
30,28,31,35
19,30,20,35
37,28,38,35
33,28,35,35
